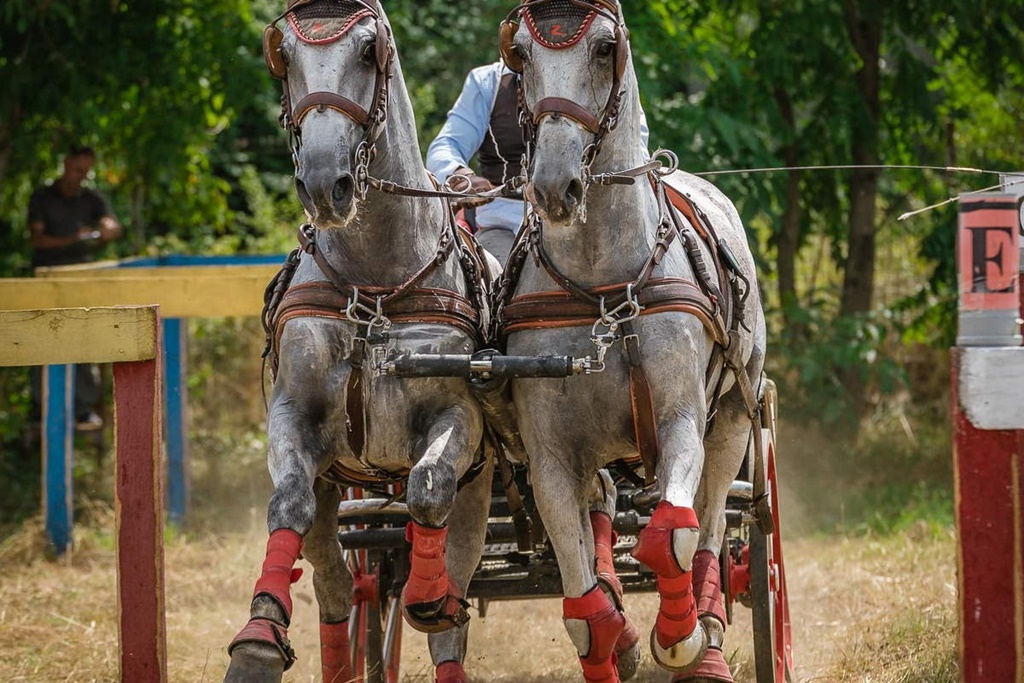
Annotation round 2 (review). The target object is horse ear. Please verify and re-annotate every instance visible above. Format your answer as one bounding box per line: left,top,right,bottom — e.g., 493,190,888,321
499,20,523,73
614,25,629,81
264,25,286,79
375,19,391,73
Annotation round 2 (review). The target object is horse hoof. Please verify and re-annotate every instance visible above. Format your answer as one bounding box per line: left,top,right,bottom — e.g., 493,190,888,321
616,615,641,681
223,642,287,683
401,594,471,634
649,623,708,674
617,639,641,681
670,646,734,682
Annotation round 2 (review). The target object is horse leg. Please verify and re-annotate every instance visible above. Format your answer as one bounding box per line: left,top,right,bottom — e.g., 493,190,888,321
428,451,495,683
631,411,708,674
533,458,624,683
589,470,640,681
402,405,480,634
224,417,324,683
302,478,355,683
674,388,760,683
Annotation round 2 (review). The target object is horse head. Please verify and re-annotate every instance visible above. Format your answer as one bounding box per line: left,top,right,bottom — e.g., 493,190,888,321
265,0,394,229
501,0,633,227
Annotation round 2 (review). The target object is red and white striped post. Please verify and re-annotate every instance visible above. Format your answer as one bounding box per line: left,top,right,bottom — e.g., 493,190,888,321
952,188,1024,682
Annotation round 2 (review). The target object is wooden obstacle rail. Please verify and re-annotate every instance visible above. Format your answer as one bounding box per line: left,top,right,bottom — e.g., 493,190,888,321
951,189,1024,682
0,254,283,543
0,306,167,683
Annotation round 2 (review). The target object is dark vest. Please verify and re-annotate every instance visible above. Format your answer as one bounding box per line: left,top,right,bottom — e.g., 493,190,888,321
477,74,526,187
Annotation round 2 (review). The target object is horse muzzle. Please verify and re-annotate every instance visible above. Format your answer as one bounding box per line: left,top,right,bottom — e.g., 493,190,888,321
530,121,588,226
294,166,357,230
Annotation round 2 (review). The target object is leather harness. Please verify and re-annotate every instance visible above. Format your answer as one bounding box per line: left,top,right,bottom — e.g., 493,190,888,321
262,222,490,490
496,178,759,486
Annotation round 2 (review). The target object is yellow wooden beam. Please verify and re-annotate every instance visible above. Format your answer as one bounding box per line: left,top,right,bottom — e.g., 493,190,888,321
0,274,270,318
0,306,159,367
35,264,280,281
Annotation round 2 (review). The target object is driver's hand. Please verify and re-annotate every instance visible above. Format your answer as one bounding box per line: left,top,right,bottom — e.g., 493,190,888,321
450,167,494,194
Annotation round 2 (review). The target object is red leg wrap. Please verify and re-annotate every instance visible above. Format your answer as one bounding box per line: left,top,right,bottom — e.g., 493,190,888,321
435,660,467,683
252,529,303,619
691,549,726,626
671,649,734,683
401,522,470,633
591,512,640,659
673,551,734,681
591,512,623,601
631,502,700,649
403,522,450,604
228,616,297,670
319,621,351,683
563,586,625,683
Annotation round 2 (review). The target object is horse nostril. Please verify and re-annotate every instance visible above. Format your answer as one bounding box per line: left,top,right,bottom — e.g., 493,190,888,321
532,185,549,212
294,177,313,210
333,175,354,205
565,178,584,209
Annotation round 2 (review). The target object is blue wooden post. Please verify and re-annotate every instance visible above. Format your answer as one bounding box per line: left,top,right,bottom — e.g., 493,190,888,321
43,364,74,555
163,318,189,526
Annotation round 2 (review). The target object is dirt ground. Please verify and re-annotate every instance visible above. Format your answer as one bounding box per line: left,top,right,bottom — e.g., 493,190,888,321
0,500,956,683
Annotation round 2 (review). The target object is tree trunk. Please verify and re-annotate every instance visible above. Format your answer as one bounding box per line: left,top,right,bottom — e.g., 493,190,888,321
0,109,23,196
773,86,803,330
837,1,884,430
841,2,883,318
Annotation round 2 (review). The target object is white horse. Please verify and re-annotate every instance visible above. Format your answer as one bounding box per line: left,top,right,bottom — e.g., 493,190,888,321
224,2,495,681
498,1,767,682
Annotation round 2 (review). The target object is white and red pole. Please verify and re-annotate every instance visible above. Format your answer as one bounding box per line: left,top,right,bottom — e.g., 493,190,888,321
952,184,1024,682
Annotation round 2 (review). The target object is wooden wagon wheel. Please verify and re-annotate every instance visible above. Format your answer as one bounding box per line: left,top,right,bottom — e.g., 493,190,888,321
343,487,406,683
355,546,404,683
749,381,794,683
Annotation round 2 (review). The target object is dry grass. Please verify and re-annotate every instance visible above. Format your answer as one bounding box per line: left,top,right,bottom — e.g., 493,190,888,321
0,509,956,682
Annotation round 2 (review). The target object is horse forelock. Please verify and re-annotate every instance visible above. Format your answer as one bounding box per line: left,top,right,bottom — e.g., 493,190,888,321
287,0,372,45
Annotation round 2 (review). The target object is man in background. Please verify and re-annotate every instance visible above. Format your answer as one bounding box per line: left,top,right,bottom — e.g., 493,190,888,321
28,145,122,429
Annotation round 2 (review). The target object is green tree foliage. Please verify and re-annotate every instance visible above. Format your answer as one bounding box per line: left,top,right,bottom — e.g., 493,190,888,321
629,1,1024,423
0,0,279,254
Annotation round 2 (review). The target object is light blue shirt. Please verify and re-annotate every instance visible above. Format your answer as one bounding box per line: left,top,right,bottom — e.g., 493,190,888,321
426,62,650,233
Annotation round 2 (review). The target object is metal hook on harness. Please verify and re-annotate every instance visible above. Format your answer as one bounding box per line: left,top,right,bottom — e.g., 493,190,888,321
586,285,643,373
354,142,373,200
651,149,679,176
598,284,642,328
345,287,392,332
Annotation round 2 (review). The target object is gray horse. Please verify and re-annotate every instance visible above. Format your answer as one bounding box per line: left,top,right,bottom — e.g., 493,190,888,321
224,2,494,681
498,1,767,682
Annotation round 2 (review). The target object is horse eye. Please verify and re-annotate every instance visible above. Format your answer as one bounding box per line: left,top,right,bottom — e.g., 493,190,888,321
361,41,376,63
596,41,615,58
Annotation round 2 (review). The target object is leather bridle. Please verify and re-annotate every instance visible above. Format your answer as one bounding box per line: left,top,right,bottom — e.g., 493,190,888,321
264,0,394,195
500,0,630,173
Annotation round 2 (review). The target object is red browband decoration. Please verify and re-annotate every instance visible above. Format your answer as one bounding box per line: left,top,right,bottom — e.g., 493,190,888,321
287,1,371,45
524,9,597,49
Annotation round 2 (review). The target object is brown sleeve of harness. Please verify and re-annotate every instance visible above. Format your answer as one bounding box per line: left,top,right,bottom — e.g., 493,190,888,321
622,321,660,487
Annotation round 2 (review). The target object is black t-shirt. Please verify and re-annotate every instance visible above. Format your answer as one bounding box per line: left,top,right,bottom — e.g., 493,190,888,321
28,183,111,267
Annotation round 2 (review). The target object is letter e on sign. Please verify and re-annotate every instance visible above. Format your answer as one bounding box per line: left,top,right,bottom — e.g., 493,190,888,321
959,194,1021,312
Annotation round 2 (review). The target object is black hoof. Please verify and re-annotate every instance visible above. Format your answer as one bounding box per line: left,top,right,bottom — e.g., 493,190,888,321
223,642,287,683
402,595,471,634
618,639,642,681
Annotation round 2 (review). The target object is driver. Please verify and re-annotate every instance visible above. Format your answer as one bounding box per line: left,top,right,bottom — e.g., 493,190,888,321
426,60,650,264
